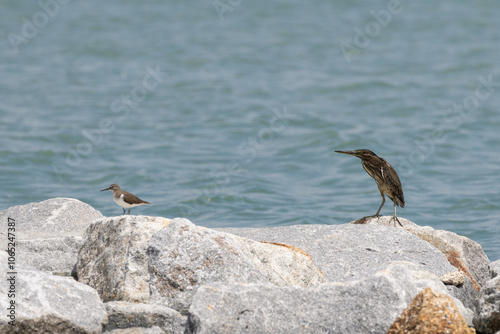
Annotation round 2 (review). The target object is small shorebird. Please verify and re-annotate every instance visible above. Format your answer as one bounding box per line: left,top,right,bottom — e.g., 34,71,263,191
335,149,405,226
100,184,151,215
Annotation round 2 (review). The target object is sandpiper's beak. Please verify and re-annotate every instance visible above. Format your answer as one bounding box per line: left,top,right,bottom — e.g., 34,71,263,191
100,187,111,192
335,150,357,156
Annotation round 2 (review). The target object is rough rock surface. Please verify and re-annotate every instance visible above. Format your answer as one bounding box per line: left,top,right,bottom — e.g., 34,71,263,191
490,259,500,276
218,222,481,310
148,218,326,314
219,222,457,283
104,327,166,334
105,301,186,334
0,197,103,274
387,287,475,334
186,262,472,333
441,271,467,286
77,215,171,303
0,252,107,333
473,275,500,333
360,216,490,292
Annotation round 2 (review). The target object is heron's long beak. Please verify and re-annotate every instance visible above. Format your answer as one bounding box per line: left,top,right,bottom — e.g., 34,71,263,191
100,187,111,192
334,150,357,156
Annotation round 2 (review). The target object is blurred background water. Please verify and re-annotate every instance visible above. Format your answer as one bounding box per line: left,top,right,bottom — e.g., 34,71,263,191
1,0,499,260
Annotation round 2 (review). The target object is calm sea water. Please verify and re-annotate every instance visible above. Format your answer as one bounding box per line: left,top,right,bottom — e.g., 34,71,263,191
1,1,499,260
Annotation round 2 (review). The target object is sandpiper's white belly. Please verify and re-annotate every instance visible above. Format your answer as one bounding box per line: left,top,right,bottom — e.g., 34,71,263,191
113,194,142,209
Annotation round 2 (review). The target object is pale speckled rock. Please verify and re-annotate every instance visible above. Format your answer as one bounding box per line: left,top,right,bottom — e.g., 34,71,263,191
0,198,103,274
440,271,467,286
218,222,457,283
105,301,186,334
360,216,490,292
104,327,165,334
148,218,326,314
77,215,171,303
473,275,500,333
219,222,483,308
0,252,107,333
490,259,500,276
186,262,472,334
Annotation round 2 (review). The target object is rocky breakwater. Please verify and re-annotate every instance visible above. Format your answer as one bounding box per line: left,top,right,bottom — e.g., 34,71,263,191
0,197,498,333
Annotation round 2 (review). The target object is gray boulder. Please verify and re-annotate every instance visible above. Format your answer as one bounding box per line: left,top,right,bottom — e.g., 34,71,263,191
0,252,107,333
104,327,165,334
77,215,171,303
0,197,103,274
359,216,491,291
148,218,326,314
473,275,500,333
105,301,186,334
219,221,480,313
219,223,457,282
490,259,500,276
187,261,471,334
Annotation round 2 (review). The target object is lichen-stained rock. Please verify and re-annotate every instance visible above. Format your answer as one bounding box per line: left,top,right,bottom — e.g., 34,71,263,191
360,216,490,292
0,253,107,334
387,287,475,334
104,301,186,334
0,197,103,274
186,262,470,334
77,215,171,303
148,218,326,314
473,275,500,333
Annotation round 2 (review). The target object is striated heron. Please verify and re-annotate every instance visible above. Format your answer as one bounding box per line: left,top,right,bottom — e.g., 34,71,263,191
335,149,405,226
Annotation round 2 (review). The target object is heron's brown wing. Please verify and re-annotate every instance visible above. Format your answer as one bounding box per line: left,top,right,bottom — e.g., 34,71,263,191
362,158,405,208
382,162,405,208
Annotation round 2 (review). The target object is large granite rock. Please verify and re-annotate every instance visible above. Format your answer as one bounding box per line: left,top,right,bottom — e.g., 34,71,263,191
359,216,491,292
0,252,107,333
218,222,457,283
490,259,500,276
473,275,500,333
387,287,475,334
76,215,171,303
104,327,165,334
148,218,326,314
0,197,103,274
187,262,471,334
105,301,185,334
220,221,481,317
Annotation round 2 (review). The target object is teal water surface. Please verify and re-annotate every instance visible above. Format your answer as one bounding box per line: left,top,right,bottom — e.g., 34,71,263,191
1,1,499,260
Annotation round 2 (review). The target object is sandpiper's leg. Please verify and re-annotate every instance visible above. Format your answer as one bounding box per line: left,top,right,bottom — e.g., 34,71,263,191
128,208,131,215
122,208,126,215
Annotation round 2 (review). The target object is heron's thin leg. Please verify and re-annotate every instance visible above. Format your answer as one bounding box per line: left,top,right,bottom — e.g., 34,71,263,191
389,202,403,227
375,189,385,217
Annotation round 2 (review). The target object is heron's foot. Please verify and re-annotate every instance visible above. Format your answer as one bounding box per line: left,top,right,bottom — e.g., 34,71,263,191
389,214,403,227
